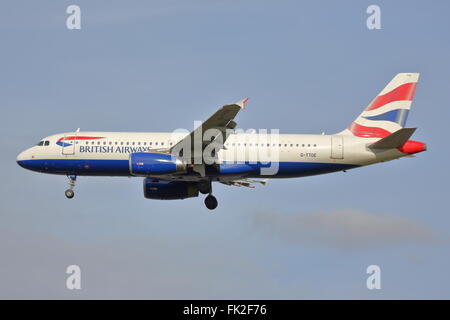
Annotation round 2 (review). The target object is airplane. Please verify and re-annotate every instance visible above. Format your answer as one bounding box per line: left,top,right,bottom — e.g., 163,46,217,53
16,73,426,210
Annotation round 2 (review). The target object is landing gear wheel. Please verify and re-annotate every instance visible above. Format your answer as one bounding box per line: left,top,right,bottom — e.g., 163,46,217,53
65,189,75,199
198,181,211,195
65,175,77,199
204,195,218,210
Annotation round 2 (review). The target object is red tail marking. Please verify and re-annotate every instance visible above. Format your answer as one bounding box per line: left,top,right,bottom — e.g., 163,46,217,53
365,82,417,111
348,123,391,138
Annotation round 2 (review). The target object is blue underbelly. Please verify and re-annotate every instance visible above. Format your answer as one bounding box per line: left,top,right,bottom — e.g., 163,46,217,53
17,159,130,176
17,159,358,178
218,162,358,178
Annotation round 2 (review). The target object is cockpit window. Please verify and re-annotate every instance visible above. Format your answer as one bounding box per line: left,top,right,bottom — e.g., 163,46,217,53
37,140,50,146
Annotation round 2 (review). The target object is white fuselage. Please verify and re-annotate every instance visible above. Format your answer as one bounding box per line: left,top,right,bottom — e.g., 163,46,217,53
16,131,406,180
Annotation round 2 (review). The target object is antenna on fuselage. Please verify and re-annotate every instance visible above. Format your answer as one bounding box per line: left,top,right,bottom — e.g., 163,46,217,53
76,128,80,132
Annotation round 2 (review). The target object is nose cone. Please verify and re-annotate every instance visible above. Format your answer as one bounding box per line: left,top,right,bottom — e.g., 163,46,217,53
17,151,27,162
16,149,32,168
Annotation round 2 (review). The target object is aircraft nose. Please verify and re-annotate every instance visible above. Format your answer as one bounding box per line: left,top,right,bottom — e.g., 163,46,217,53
17,151,26,162
16,149,31,167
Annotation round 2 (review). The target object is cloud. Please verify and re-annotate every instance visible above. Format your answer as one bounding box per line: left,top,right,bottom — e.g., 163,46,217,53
252,209,437,250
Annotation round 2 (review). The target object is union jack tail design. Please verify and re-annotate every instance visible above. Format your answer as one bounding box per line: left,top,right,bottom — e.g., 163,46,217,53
340,73,419,138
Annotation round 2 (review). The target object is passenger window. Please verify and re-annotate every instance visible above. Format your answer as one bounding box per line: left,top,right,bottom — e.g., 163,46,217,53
86,141,89,145
290,144,293,147
314,144,317,147
155,142,158,146
126,142,129,145
161,142,164,146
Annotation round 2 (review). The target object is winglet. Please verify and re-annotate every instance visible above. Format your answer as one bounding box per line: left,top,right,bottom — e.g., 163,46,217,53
236,97,249,109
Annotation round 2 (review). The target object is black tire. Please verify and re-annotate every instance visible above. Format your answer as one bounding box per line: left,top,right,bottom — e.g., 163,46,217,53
198,181,211,194
204,195,218,210
65,189,74,199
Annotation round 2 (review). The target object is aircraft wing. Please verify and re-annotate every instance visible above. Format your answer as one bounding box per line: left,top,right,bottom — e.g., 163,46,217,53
169,98,248,170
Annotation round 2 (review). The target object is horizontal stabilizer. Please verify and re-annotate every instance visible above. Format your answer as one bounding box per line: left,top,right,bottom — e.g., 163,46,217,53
369,127,416,149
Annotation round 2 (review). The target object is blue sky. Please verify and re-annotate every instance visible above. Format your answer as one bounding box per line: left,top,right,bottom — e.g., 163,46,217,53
1,0,449,298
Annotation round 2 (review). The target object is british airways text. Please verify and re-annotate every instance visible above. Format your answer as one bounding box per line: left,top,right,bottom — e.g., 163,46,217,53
79,146,152,153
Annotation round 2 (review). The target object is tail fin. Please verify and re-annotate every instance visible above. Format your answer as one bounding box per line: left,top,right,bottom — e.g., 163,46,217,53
339,73,420,138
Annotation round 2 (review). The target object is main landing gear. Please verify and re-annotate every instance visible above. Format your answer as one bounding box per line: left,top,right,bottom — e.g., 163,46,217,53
199,180,218,210
204,194,218,210
65,175,76,199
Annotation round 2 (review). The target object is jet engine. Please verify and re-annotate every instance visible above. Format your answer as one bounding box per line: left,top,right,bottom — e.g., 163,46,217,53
130,152,186,176
143,178,199,200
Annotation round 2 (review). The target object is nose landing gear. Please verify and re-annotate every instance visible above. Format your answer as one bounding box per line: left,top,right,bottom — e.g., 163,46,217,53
65,189,74,199
65,175,77,199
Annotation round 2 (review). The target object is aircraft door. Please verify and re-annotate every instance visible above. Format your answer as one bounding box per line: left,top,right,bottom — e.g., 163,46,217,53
61,133,76,155
331,135,344,159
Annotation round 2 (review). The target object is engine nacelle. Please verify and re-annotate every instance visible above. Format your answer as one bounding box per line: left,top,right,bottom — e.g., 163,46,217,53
143,178,199,200
130,152,186,176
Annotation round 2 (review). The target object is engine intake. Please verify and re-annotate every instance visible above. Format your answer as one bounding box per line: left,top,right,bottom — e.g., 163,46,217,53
130,152,186,176
143,178,199,200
